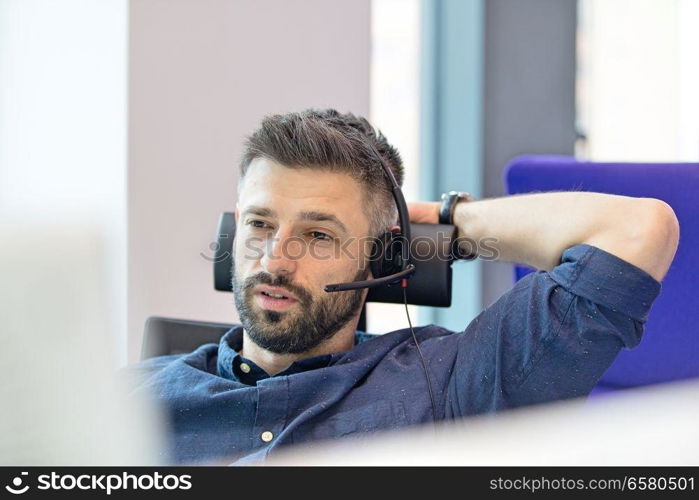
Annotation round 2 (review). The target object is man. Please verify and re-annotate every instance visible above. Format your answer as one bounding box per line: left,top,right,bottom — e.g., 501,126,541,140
127,109,679,465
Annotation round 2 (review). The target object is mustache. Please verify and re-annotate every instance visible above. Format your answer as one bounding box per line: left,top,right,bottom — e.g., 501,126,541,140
242,271,313,304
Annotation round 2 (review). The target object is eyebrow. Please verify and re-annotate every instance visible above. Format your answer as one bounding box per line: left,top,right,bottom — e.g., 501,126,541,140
298,210,348,235
241,206,275,218
241,206,348,235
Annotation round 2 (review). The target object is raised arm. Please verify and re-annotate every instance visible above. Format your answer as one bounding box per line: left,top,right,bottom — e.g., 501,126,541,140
410,192,679,281
410,193,680,415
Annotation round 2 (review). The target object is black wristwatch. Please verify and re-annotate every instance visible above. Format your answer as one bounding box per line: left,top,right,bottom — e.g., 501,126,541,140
440,191,477,260
439,191,473,225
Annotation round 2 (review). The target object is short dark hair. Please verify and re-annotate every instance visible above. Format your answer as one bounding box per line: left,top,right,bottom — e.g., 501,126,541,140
239,109,404,237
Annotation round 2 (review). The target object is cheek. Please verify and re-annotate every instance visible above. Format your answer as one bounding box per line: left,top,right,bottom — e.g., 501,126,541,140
234,237,261,272
302,250,363,287
281,238,306,260
339,238,371,272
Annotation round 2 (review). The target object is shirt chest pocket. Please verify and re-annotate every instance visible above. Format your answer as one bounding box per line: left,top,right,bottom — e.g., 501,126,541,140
308,399,408,440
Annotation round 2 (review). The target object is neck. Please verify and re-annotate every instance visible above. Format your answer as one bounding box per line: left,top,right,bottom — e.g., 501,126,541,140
241,317,359,376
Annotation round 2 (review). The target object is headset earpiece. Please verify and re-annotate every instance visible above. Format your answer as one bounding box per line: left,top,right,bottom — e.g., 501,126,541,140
370,229,406,283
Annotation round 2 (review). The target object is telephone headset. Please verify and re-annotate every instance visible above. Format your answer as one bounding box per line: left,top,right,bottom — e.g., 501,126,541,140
323,145,438,423
323,148,415,292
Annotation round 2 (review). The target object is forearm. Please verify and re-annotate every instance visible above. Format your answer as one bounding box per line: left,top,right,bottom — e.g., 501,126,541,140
453,192,679,280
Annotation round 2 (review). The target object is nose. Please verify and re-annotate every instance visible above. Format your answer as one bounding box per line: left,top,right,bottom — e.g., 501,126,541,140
260,228,299,276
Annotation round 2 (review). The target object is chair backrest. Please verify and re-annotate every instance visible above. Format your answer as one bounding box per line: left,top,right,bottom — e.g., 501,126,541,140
141,317,234,360
505,155,699,391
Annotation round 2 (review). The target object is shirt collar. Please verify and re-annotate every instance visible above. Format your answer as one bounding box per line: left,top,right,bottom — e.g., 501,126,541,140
215,325,375,384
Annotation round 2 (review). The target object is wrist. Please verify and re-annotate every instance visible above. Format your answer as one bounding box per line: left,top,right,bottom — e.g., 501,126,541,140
442,191,478,260
439,191,474,225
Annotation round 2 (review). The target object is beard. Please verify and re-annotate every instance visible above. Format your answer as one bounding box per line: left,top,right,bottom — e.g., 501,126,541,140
231,263,368,355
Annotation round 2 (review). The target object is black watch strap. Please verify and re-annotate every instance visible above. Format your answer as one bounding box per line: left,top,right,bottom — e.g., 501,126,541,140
439,191,473,225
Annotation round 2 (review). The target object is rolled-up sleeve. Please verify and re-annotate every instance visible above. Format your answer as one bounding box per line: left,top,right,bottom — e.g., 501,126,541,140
447,244,662,418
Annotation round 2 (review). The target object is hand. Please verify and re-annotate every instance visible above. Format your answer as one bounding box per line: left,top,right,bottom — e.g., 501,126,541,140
407,201,440,225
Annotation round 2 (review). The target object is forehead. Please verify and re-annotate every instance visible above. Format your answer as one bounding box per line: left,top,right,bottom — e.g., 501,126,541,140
238,158,369,233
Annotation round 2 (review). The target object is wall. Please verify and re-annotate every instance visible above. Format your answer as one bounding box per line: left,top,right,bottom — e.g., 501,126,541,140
481,0,578,308
128,0,371,362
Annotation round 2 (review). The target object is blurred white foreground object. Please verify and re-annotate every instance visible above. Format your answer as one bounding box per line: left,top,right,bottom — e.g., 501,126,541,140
268,379,699,466
0,217,163,464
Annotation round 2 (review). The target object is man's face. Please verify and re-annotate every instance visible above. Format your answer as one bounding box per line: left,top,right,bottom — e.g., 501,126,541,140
232,158,371,354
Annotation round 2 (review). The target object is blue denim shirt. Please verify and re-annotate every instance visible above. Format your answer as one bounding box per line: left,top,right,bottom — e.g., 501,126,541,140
125,244,661,464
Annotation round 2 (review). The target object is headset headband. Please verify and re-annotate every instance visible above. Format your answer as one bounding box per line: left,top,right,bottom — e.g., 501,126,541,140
323,146,415,292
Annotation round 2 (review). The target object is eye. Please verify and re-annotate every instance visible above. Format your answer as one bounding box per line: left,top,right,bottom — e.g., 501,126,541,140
246,219,272,229
309,230,332,242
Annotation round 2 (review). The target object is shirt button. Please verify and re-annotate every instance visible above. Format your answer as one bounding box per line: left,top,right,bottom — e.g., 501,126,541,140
260,431,274,443
239,362,251,373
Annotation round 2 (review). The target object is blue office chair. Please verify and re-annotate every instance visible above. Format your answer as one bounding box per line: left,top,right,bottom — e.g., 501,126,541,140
505,155,699,394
